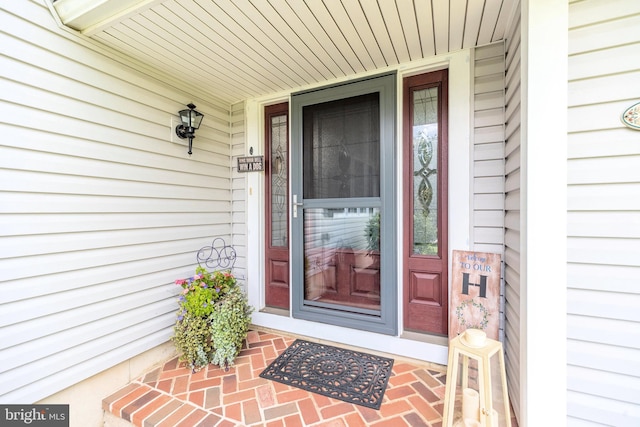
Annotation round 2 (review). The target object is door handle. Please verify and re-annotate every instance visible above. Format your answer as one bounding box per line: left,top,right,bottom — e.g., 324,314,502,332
292,194,303,218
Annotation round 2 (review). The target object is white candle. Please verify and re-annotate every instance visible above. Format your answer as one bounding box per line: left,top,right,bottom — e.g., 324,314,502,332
463,419,481,427
491,409,499,427
462,388,480,421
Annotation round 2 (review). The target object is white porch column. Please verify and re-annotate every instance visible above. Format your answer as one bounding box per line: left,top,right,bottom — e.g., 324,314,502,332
520,0,568,425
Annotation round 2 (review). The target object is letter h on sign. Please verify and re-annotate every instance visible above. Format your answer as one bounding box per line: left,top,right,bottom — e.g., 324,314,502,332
461,273,487,298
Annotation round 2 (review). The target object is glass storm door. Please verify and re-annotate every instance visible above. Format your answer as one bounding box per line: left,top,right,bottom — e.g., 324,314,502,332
402,70,449,335
290,74,397,335
264,103,289,309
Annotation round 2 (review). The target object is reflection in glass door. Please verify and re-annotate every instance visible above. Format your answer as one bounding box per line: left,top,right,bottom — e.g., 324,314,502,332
291,74,396,335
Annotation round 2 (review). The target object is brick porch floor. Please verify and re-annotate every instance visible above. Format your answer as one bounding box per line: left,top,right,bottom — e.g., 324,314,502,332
103,329,517,427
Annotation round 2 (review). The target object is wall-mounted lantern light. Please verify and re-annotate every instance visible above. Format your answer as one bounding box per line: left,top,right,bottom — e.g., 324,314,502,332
175,103,204,155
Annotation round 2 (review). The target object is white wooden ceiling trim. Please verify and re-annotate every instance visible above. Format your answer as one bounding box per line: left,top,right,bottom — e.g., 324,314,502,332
359,0,399,66
123,11,242,88
114,15,263,98
214,0,317,86
304,1,366,74
258,0,335,81
432,0,451,55
327,1,377,71
94,27,243,101
414,0,436,58
50,0,516,104
284,1,354,76
341,1,388,69
463,1,485,48
478,0,504,45
101,23,191,77
52,0,164,34
493,0,516,46
397,0,424,61
375,0,411,63
449,0,468,52
183,0,303,89
157,2,291,92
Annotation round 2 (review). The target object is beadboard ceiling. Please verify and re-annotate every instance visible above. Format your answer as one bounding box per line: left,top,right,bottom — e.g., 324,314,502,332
52,0,515,104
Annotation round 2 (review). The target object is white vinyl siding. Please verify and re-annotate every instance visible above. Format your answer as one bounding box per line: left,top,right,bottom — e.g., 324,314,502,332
231,101,247,284
472,42,505,254
472,41,507,366
0,1,233,403
503,1,522,423
567,0,640,424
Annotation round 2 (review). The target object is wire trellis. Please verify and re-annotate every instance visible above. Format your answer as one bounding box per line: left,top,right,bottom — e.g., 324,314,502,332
196,237,236,272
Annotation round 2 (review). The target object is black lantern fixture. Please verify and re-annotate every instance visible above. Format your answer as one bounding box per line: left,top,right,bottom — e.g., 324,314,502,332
175,103,204,155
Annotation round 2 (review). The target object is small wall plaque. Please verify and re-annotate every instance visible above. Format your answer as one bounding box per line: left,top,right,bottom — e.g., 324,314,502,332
237,155,264,172
622,101,640,130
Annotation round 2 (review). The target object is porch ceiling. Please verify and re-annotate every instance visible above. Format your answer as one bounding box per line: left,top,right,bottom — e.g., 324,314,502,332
52,0,514,104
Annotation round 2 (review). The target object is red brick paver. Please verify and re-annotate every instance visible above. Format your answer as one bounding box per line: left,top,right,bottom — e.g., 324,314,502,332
103,330,518,426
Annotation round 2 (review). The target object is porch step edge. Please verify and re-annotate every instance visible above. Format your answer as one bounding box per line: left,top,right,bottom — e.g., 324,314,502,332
103,410,135,427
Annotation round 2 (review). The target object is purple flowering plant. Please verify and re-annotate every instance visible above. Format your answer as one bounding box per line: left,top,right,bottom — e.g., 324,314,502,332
175,266,237,318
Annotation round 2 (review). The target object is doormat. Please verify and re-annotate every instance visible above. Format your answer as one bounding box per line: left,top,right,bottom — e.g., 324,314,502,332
259,339,394,409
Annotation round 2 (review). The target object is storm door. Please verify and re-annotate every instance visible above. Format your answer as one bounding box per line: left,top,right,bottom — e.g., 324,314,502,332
290,74,397,335
402,69,449,335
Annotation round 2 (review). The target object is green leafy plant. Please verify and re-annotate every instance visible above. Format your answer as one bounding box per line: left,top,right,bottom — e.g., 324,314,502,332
171,267,252,372
210,286,253,369
365,212,381,252
172,311,213,372
175,266,236,317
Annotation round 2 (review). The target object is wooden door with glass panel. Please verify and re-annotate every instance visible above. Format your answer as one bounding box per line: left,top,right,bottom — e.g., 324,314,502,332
403,70,449,335
265,102,289,309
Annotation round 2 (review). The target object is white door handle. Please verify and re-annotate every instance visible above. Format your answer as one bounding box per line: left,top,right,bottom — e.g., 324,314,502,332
292,194,303,218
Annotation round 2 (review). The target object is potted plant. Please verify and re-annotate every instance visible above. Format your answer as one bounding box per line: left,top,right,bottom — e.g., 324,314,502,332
171,266,253,372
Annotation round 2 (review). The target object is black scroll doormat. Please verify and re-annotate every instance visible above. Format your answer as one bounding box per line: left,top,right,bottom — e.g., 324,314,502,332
259,339,394,409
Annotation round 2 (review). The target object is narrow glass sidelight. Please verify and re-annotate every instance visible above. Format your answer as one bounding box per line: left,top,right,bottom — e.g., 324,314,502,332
411,87,439,256
270,114,288,247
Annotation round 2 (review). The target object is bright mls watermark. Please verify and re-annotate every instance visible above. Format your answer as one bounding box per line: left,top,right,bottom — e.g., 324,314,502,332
1,405,69,426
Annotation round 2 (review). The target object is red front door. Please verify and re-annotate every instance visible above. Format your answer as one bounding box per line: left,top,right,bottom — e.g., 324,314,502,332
264,102,290,309
402,70,449,335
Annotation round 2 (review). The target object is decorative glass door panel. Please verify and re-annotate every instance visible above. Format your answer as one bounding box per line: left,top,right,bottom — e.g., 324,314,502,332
303,93,380,199
271,113,288,247
291,73,397,335
412,87,439,256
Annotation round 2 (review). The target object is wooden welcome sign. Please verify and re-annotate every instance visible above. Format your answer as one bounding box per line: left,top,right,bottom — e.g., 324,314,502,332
450,250,502,340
